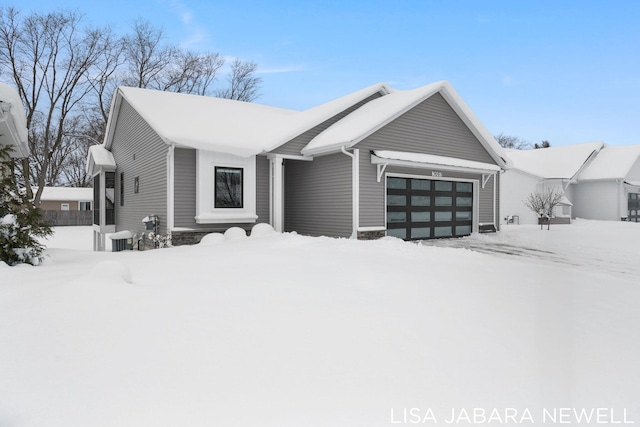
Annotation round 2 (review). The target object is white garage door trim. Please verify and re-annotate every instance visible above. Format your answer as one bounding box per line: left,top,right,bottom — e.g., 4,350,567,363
385,172,479,239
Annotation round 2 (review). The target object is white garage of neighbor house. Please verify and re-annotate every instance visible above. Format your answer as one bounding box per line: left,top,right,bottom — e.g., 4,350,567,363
38,186,93,212
572,144,640,222
36,186,94,226
501,142,640,224
87,80,511,250
501,142,603,225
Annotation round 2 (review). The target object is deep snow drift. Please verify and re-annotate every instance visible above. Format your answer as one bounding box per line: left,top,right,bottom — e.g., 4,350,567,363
1,220,639,426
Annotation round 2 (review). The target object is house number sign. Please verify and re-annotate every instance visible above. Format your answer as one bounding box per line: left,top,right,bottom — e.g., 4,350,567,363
431,171,443,177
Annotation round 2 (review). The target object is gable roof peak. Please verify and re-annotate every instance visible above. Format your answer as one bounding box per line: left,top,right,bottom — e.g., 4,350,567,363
301,80,510,168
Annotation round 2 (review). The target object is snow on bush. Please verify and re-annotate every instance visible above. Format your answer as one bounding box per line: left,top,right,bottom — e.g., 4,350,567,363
250,223,276,237
199,232,225,245
0,146,52,266
223,227,247,240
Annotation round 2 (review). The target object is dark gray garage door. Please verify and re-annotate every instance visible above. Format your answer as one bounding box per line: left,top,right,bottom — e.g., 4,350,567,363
386,177,473,240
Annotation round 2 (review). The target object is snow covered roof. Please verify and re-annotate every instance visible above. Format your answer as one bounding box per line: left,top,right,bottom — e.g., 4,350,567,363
86,144,116,175
0,83,29,158
101,81,508,167
301,81,510,168
108,87,297,157
372,150,501,173
577,144,640,181
505,142,604,180
38,186,93,202
104,83,391,158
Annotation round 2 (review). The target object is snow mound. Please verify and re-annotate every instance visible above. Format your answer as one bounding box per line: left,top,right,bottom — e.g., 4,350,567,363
250,223,276,237
199,233,224,245
378,235,403,242
224,227,247,240
88,260,133,284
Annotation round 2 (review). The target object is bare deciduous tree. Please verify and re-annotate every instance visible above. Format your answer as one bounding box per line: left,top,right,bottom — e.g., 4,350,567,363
1,9,262,197
86,29,126,131
122,19,173,90
0,7,111,203
216,58,262,102
525,188,565,230
60,126,98,188
494,133,531,150
534,140,551,149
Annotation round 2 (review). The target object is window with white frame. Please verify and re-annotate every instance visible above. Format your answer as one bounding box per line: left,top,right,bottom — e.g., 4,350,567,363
195,150,257,224
215,167,243,208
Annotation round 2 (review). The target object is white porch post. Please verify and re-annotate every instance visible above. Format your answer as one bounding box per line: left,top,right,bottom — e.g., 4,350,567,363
98,174,106,251
270,156,284,232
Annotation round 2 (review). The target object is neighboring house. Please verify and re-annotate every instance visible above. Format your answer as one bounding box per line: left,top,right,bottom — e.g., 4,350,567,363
34,186,93,226
501,142,603,225
572,144,640,222
501,143,640,224
0,82,29,159
38,186,93,211
87,81,510,250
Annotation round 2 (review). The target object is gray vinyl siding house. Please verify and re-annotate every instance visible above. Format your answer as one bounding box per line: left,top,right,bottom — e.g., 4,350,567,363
87,80,510,250
284,153,352,238
110,99,167,235
354,93,501,231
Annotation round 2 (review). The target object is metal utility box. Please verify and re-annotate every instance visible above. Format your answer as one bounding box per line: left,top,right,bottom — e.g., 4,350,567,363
109,230,134,252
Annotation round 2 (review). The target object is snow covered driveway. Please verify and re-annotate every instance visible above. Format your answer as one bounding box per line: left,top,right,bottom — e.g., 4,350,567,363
421,220,640,277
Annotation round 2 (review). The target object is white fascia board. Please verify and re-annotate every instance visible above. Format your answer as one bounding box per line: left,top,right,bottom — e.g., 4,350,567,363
371,153,501,175
265,153,314,161
104,88,124,150
301,89,438,157
195,212,258,224
437,83,510,169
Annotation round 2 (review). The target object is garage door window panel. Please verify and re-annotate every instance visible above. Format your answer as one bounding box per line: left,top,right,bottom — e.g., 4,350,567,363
386,176,475,240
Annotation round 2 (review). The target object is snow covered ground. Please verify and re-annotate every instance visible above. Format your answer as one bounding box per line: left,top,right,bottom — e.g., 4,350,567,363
1,220,639,426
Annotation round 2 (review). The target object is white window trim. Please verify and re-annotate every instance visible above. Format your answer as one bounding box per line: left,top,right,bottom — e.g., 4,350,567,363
195,150,257,224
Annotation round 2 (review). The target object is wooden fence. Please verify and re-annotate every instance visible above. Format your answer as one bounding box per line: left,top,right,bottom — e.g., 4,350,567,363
42,210,93,226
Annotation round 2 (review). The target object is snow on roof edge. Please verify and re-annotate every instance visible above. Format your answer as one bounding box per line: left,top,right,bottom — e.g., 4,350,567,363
506,142,604,180
38,186,93,201
302,81,446,156
0,83,30,157
436,81,510,169
373,150,501,172
86,144,116,175
578,144,640,181
260,82,393,154
302,81,510,170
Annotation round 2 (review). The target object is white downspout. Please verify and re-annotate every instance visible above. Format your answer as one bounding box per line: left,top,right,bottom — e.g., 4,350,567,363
341,146,359,239
493,172,497,230
99,172,106,251
166,143,175,239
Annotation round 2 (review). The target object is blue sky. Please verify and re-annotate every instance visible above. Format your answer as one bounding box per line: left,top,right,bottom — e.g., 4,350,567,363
19,0,640,146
